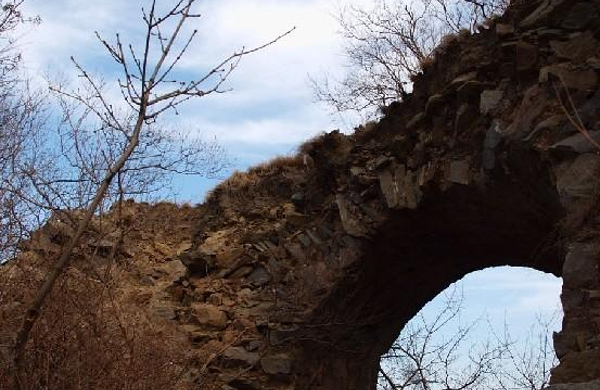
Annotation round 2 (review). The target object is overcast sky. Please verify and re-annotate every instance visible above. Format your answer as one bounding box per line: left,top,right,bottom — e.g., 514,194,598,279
18,0,562,356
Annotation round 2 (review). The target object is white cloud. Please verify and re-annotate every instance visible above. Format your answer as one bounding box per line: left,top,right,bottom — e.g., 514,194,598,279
18,0,367,153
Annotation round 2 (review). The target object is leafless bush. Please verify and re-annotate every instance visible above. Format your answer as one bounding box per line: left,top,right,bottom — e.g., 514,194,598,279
0,256,189,390
311,0,509,118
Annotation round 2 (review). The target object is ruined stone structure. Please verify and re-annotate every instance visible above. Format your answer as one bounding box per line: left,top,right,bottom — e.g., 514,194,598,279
169,0,600,387
3,0,600,389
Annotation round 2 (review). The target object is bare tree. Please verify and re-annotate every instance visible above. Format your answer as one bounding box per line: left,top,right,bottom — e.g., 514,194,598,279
9,1,293,388
0,1,44,260
311,0,508,118
489,313,558,390
377,287,559,390
378,288,506,390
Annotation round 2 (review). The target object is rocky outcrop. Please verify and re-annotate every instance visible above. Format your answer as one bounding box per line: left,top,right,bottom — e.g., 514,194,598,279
3,0,600,389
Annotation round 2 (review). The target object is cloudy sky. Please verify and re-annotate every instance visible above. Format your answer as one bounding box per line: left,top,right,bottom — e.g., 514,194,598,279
18,0,562,359
19,0,364,201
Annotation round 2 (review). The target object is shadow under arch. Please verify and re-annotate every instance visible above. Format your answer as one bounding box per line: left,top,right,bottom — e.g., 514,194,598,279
296,158,564,390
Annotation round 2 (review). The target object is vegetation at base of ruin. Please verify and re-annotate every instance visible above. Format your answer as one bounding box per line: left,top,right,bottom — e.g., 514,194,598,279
0,0,292,388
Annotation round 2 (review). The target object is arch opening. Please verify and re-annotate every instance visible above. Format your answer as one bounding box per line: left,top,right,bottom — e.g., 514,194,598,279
299,156,567,390
377,266,562,390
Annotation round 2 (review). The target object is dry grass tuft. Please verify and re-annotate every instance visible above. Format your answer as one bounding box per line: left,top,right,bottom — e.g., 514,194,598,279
0,231,190,390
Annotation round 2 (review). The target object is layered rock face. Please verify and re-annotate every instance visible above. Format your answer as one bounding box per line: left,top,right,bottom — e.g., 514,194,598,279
4,0,600,389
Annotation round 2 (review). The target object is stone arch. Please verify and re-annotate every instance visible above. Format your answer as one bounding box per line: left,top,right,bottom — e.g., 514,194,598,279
292,155,564,390
177,1,600,389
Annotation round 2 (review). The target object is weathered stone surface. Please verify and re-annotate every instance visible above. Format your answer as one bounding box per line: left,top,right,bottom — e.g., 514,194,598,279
260,354,293,375
247,265,271,286
551,350,600,384
495,23,514,36
555,154,600,210
540,65,599,91
505,85,549,138
519,0,564,28
447,160,470,185
336,194,368,237
425,94,445,116
153,306,176,320
552,131,600,154
7,2,600,390
192,303,228,329
480,90,503,115
546,380,600,390
378,164,421,210
563,244,598,289
551,32,599,63
222,347,260,367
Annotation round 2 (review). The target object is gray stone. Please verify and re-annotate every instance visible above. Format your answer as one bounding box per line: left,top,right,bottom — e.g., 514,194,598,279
447,160,470,185
505,85,549,138
378,164,421,210
519,0,563,28
563,244,598,289
539,64,599,91
561,288,586,310
455,103,477,131
297,233,311,247
336,194,368,237
551,131,600,154
551,32,599,63
260,354,293,375
555,154,600,210
545,379,600,390
306,230,323,245
366,156,391,171
587,57,600,70
483,149,496,171
484,120,503,149
534,115,564,134
247,265,271,286
480,90,503,115
228,265,253,279
222,347,260,367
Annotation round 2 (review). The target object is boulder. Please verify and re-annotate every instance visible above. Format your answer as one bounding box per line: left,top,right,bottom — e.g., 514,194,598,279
192,303,228,329
563,244,598,289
